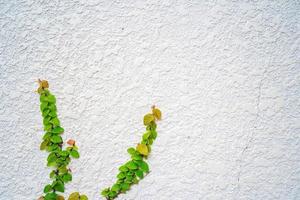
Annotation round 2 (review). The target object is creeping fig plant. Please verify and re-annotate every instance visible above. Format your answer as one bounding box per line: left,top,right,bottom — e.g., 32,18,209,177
101,106,162,199
37,80,161,200
37,80,88,200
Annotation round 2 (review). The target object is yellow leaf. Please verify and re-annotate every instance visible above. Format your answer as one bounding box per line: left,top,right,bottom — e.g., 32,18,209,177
68,192,80,200
37,87,43,94
37,79,49,94
38,196,44,200
56,195,65,200
152,107,162,120
143,114,154,125
136,143,149,156
38,79,49,88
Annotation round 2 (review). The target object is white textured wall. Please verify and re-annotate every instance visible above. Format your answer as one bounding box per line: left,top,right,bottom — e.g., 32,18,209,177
0,1,299,200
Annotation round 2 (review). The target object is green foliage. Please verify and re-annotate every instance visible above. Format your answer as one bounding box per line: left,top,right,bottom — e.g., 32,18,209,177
70,149,80,158
101,106,162,199
37,80,88,200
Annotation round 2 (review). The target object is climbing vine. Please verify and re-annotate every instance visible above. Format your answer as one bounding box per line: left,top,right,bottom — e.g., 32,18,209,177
37,80,88,200
101,106,162,199
37,79,161,200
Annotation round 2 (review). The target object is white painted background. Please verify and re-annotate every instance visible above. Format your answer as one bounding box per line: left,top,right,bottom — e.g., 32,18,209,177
0,1,299,200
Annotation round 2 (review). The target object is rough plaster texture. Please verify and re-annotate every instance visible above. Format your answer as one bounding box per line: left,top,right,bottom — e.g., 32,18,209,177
0,1,299,200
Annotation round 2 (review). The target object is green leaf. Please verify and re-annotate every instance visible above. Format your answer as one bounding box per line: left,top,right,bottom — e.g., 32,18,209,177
55,158,64,165
148,138,153,145
151,130,157,139
139,160,149,173
133,160,142,166
50,170,56,179
42,109,51,117
40,89,49,95
43,184,52,193
53,181,64,192
40,95,48,102
132,177,139,184
50,135,62,143
43,132,52,140
43,117,51,126
44,192,57,200
111,184,120,192
125,180,133,184
126,161,138,170
121,183,130,192
80,195,88,200
40,102,48,111
50,118,60,126
44,124,52,131
135,170,144,179
59,150,69,157
47,161,56,167
143,114,155,125
47,95,56,103
48,104,57,112
108,191,117,198
127,171,134,176
47,152,57,163
58,166,68,173
70,150,80,158
47,144,59,152
132,155,143,160
62,173,72,182
101,188,110,197
117,179,124,184
49,111,57,117
117,172,126,179
119,165,128,172
142,131,151,140
127,147,136,155
125,175,134,183
141,140,147,145
72,145,78,151
52,127,64,134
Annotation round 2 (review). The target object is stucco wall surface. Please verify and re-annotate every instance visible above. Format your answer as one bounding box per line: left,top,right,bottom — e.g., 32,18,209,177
0,1,299,200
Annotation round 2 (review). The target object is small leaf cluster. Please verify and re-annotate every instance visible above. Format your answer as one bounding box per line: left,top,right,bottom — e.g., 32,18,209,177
37,80,87,200
68,192,88,200
101,106,162,199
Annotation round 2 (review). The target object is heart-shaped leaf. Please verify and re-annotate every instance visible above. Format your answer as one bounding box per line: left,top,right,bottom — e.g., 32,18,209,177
136,143,148,156
52,127,64,134
68,192,80,200
126,161,138,170
43,184,52,193
44,192,57,200
152,107,162,120
79,195,88,200
143,114,154,125
56,195,65,200
47,95,56,103
50,135,62,143
138,160,149,173
135,170,144,179
70,150,80,159
53,181,64,192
